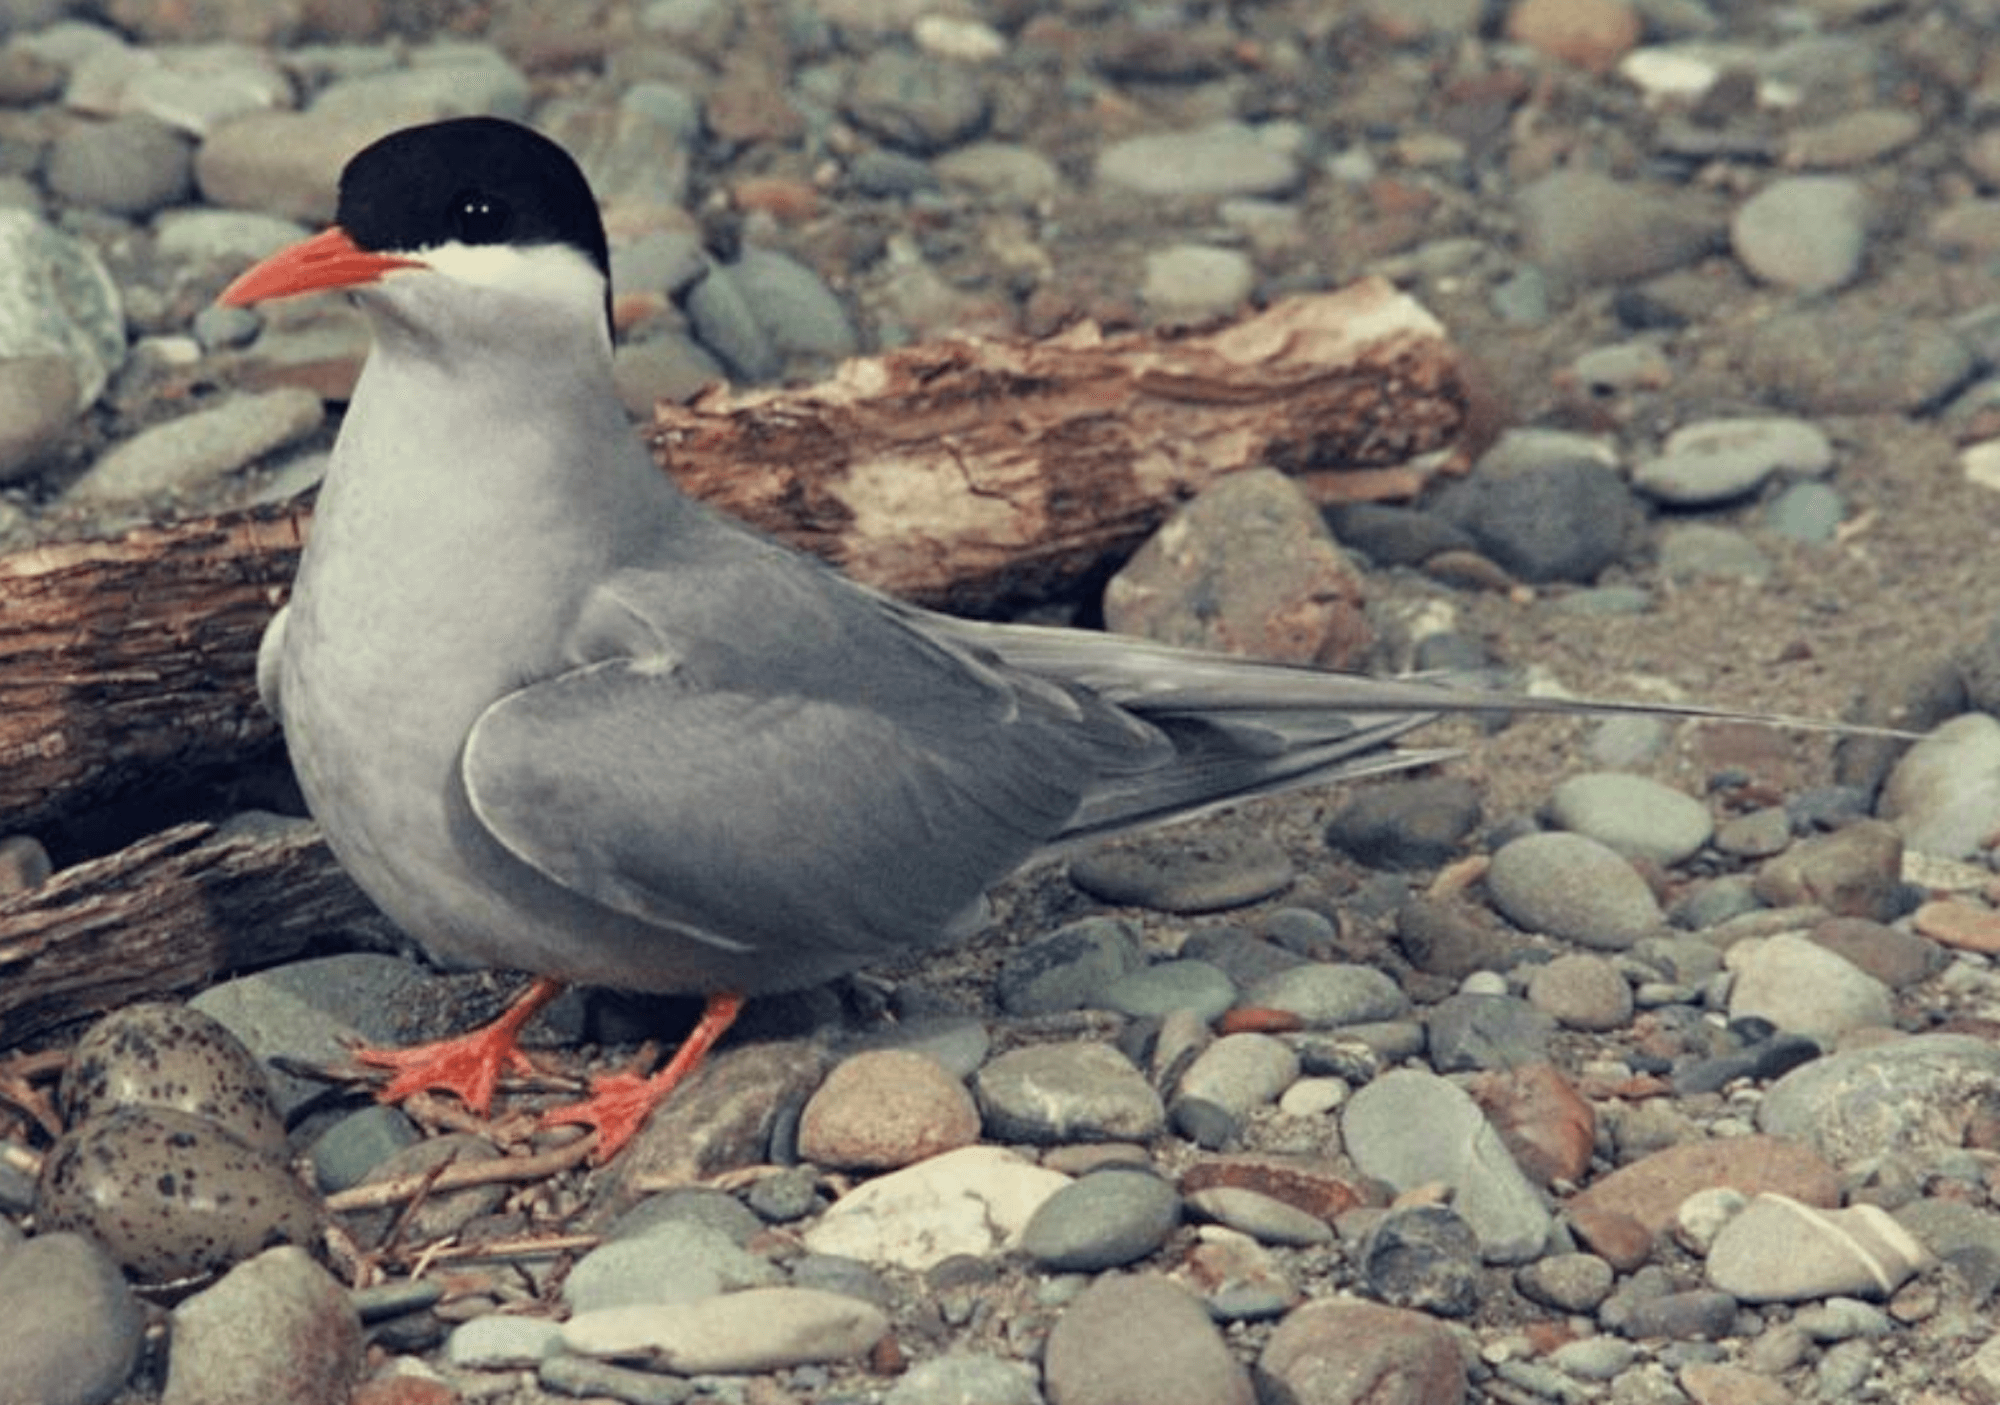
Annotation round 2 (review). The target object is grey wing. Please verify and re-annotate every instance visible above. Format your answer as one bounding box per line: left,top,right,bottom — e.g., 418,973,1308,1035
461,572,1170,959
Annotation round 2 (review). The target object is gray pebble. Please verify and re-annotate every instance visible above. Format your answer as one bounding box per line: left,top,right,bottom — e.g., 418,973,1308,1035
162,1247,360,1405
0,208,123,408
1546,771,1713,866
1879,713,2000,860
445,1313,564,1368
1186,1186,1334,1247
1487,830,1664,949
730,246,860,365
843,47,989,154
883,1353,1044,1405
1760,1033,2000,1166
1102,959,1236,1022
1732,176,1869,292
1019,1169,1181,1271
997,916,1143,1016
1741,309,1975,415
67,387,325,505
1431,450,1637,583
1515,169,1721,291
975,1042,1166,1143
0,1231,143,1405
933,141,1062,203
1343,1068,1551,1263
1516,1252,1615,1313
1070,834,1294,914
539,1355,696,1403
1239,963,1408,1027
1175,1032,1299,1118
1765,479,1845,542
1359,1204,1482,1316
1548,1335,1637,1380
684,261,780,382
1141,243,1254,322
1096,121,1299,199
1325,776,1482,870
562,1220,780,1314
1657,522,1774,584
1526,953,1634,1032
1631,415,1835,507
1728,931,1893,1044
1425,991,1557,1071
45,114,192,215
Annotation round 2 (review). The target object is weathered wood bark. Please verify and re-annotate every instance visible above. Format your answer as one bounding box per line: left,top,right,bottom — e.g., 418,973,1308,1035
0,820,377,1044
0,504,305,834
651,279,1468,611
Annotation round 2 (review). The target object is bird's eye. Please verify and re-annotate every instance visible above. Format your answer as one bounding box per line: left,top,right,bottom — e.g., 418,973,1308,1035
450,189,512,244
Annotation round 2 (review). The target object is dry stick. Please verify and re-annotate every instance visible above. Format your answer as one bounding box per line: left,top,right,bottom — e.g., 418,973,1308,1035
324,1132,599,1214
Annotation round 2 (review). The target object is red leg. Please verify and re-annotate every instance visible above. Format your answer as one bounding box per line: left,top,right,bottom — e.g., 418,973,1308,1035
541,992,745,1159
355,975,565,1115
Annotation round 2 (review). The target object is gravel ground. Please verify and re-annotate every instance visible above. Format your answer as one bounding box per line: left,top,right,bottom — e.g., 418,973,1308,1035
9,2,2000,1404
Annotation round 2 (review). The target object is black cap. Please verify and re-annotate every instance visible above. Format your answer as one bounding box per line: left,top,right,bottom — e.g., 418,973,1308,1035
336,117,610,282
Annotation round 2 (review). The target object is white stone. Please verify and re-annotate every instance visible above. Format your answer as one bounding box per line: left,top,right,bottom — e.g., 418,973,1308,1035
562,1287,887,1373
1726,932,1892,1044
1705,1194,1930,1303
801,1145,1069,1270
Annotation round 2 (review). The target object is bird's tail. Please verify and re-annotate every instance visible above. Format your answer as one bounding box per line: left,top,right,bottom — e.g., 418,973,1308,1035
936,618,1908,848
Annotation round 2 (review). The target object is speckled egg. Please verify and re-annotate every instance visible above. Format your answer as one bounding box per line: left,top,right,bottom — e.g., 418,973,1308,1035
59,1002,286,1159
36,1105,325,1289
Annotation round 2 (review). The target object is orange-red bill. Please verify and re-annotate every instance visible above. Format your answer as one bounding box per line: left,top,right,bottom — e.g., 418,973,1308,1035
219,225,424,307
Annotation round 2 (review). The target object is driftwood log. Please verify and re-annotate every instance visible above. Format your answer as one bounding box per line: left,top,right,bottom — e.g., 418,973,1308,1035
0,283,1469,1039
653,278,1469,610
0,821,376,1044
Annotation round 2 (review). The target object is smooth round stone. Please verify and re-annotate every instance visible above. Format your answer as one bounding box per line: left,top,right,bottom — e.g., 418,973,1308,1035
1732,176,1869,292
843,47,988,154
1658,522,1773,584
1325,776,1483,870
1766,480,1845,542
1426,992,1556,1071
974,1042,1165,1144
1175,1033,1300,1117
1706,1195,1929,1303
1431,450,1637,583
0,1231,143,1405
1758,1034,2000,1166
1258,1299,1464,1405
1070,835,1295,913
1740,308,1975,416
1550,1336,1638,1380
728,247,859,364
1019,1170,1182,1271
537,1356,699,1404
306,1103,422,1192
1547,771,1713,865
1515,1252,1615,1313
796,1049,981,1171
1185,1186,1334,1246
1239,963,1408,1027
1526,952,1635,1032
1727,932,1893,1044
1878,713,2000,860
1632,415,1835,506
67,388,325,504
1102,959,1236,1021
562,1220,781,1315
882,1353,1042,1405
1096,121,1299,198
997,916,1143,1016
1486,831,1663,949
1277,1076,1347,1118
561,1286,888,1374
933,141,1062,202
446,1314,564,1369
1043,1275,1254,1405
162,1247,360,1405
1141,243,1254,321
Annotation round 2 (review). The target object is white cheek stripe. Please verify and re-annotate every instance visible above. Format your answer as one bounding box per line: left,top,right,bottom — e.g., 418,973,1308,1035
405,240,606,305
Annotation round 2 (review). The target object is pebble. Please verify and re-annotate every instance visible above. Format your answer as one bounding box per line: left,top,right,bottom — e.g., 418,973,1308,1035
1758,1033,2000,1167
1878,712,2000,859
1426,992,1557,1071
162,1247,361,1405
1175,1032,1300,1119
1516,1252,1615,1313
1238,962,1408,1028
444,1314,564,1369
1257,1298,1465,1405
796,1049,981,1170
1726,930,1893,1043
1526,952,1634,1031
1019,1169,1181,1271
1042,1274,1253,1405
1741,308,1976,415
801,1145,1068,1270
1430,449,1637,582
1102,959,1236,1022
1731,176,1870,292
1185,1186,1334,1247
974,1042,1166,1143
1343,1068,1552,1263
882,1353,1042,1405
1545,771,1713,865
66,386,324,504
1069,832,1297,913
843,47,989,155
1750,819,1903,921
45,112,192,214
1324,776,1482,870
996,916,1143,1016
1486,830,1664,949
1705,1194,1931,1302
1631,415,1836,507
1140,243,1255,322
1095,121,1299,199
1657,522,1774,584
537,1356,694,1404
1567,1135,1839,1270
0,1232,143,1405
0,207,123,408
560,1220,780,1314
1103,467,1369,669
1514,168,1720,291
1359,1204,1482,1316
561,1287,889,1373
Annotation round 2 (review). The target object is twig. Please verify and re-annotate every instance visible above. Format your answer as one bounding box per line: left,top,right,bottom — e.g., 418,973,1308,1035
324,1131,597,1214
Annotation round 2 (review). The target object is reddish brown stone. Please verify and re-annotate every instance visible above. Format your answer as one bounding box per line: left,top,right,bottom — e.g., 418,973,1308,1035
1473,1062,1596,1187
1567,1135,1839,1261
1179,1154,1362,1221
1218,1007,1304,1035
1566,1201,1655,1272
